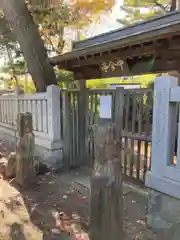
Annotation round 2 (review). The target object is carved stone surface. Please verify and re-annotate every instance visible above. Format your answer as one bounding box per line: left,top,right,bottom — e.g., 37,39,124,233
90,122,123,240
5,152,17,178
16,112,36,187
92,123,119,180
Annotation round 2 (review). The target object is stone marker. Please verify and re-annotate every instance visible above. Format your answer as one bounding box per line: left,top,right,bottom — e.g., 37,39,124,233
5,152,17,178
90,120,123,240
16,112,36,187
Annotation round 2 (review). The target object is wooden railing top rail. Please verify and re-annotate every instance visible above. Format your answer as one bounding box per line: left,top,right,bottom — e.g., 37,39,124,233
121,130,152,142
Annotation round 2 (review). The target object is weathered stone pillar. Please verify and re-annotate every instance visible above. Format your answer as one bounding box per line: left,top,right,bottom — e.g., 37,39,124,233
90,120,123,240
16,112,36,187
168,71,180,85
145,76,180,238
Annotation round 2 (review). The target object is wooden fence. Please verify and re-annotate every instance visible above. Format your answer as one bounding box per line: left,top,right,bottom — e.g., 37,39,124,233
62,87,153,183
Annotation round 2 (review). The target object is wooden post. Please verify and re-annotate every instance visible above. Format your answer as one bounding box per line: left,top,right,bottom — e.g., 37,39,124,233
16,112,36,187
77,79,87,164
90,120,123,240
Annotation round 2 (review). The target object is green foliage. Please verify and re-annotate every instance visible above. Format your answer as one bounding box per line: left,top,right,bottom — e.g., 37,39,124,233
54,67,74,88
86,74,156,89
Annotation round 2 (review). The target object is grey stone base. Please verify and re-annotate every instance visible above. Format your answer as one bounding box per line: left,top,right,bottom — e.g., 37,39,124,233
0,129,63,169
35,145,63,168
147,190,180,239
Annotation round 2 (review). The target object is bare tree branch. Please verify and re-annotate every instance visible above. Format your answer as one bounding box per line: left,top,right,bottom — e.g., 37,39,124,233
153,1,169,13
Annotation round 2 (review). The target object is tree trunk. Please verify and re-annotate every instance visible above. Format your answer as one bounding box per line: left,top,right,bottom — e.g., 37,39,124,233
1,0,57,92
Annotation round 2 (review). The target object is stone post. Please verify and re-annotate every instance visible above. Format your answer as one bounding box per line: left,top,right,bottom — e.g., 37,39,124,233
16,112,36,187
145,76,180,237
90,120,123,240
47,85,61,141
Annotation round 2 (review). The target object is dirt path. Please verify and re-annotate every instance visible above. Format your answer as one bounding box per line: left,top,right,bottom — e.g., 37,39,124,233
0,172,160,240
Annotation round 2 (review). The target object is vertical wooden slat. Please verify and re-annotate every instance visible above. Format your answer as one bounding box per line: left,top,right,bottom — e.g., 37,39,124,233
94,93,98,123
124,92,129,176
138,93,143,180
143,141,148,181
76,92,80,164
136,139,141,180
63,91,70,170
89,94,94,165
78,88,88,165
138,93,143,133
130,93,136,177
114,87,124,167
145,91,151,134
72,92,76,165
69,93,73,166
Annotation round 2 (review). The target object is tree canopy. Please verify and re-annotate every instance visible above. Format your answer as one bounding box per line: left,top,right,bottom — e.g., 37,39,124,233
117,0,178,25
0,0,115,91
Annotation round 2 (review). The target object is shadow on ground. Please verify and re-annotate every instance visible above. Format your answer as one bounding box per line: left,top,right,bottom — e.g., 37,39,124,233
0,168,162,240
2,172,88,239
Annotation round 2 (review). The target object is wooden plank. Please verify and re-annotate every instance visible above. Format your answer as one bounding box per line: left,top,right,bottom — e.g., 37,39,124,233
94,93,99,123
76,92,80,165
136,140,141,180
62,92,71,169
145,91,152,134
143,141,149,181
129,93,136,177
78,87,88,165
137,93,143,133
69,93,74,166
124,93,130,176
114,87,124,166
72,92,76,165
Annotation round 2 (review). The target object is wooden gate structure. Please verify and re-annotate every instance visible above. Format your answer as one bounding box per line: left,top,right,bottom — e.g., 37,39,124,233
51,11,180,183
61,87,153,183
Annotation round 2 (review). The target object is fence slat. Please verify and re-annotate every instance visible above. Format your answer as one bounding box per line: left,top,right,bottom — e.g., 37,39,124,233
136,140,141,180
124,93,129,176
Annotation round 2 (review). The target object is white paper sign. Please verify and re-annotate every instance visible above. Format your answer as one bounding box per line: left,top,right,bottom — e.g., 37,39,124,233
100,95,112,119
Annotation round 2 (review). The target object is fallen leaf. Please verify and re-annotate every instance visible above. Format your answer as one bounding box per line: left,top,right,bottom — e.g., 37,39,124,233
137,216,147,225
81,196,88,200
62,195,68,200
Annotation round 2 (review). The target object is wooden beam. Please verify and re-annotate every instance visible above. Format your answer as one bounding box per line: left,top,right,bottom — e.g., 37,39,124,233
73,59,180,80
74,66,102,80
63,45,156,68
57,46,180,70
